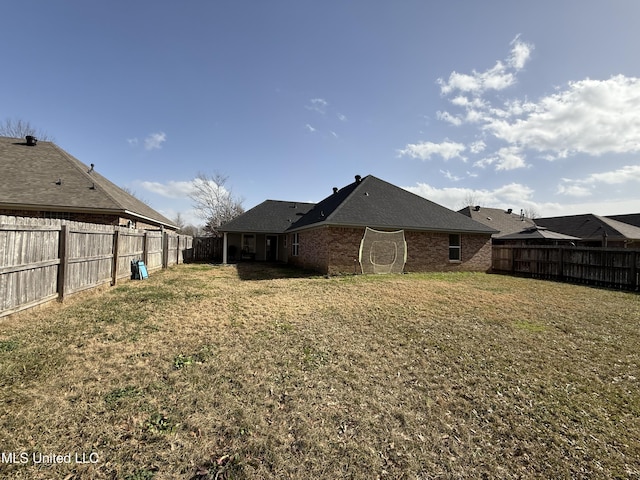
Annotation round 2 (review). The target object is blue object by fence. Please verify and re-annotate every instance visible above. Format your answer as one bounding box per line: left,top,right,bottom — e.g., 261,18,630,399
131,260,149,280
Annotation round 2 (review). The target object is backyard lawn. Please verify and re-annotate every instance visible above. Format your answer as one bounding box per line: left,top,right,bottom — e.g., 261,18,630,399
0,263,638,479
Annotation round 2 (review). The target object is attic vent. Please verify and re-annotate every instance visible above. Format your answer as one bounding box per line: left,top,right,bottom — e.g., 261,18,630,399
355,174,362,184
333,187,339,194
506,208,513,214
25,135,37,146
474,205,481,211
88,163,95,173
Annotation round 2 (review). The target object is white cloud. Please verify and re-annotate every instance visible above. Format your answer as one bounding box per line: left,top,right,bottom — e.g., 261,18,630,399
139,180,195,198
469,140,487,154
398,140,466,161
581,164,640,184
556,182,592,197
436,110,463,126
440,169,462,181
485,76,640,157
403,181,535,211
305,123,316,133
337,113,347,122
144,132,166,150
475,146,527,171
508,34,534,70
306,98,328,114
437,36,531,97
557,165,640,197
126,138,138,146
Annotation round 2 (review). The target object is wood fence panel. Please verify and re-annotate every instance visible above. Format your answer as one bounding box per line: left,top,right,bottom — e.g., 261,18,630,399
190,236,222,262
166,235,178,266
65,229,114,294
145,232,163,271
0,225,60,315
116,231,145,279
492,245,640,291
0,218,193,318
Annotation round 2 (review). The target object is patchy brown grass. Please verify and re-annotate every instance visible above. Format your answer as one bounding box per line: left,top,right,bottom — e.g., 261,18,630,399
0,263,639,479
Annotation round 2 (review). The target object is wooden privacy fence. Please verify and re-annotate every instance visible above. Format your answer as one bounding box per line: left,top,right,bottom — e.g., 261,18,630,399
492,245,640,291
0,219,193,318
189,236,223,262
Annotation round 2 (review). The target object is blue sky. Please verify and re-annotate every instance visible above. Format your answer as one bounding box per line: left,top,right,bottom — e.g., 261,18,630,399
3,1,640,226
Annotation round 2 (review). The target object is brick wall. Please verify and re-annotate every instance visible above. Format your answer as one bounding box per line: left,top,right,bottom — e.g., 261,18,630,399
290,226,492,274
404,231,492,272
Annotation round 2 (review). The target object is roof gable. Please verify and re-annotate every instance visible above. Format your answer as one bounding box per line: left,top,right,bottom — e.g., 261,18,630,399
0,136,175,228
458,206,536,237
288,175,496,234
219,200,315,233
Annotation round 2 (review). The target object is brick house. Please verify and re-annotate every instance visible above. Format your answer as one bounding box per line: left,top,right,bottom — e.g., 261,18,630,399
220,175,496,274
0,136,176,230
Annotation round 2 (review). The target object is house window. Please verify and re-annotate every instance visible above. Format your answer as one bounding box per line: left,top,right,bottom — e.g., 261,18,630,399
242,234,256,254
449,234,461,261
292,233,299,256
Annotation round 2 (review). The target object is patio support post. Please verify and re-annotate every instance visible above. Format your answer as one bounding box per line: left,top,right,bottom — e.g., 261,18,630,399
223,232,228,264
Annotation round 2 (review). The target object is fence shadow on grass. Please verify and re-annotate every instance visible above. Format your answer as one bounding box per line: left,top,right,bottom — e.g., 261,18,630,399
234,261,320,281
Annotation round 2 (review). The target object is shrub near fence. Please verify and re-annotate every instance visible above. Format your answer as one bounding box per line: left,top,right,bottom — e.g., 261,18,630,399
0,216,193,318
492,245,640,291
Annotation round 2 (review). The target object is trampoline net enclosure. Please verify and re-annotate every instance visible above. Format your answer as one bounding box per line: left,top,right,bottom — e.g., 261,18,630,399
359,227,407,274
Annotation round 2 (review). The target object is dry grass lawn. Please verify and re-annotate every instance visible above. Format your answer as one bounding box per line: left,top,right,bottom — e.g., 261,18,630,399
0,263,639,479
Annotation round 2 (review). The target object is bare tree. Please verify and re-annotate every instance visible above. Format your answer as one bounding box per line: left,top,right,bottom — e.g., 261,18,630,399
189,172,244,236
0,118,54,141
458,192,482,211
173,212,186,231
523,207,540,219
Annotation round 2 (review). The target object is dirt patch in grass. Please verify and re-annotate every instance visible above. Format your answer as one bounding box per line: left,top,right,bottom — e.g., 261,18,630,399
1,263,639,479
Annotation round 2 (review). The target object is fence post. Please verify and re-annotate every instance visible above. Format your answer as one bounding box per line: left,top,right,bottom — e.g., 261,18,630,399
177,235,181,265
112,229,120,286
631,250,638,291
162,232,169,269
57,225,69,301
143,231,149,266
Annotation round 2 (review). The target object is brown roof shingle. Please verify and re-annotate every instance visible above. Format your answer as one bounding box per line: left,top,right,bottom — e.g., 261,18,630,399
0,136,175,228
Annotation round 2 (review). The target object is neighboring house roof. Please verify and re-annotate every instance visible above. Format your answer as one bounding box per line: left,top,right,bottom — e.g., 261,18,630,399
608,213,640,228
535,214,640,242
497,225,580,241
288,175,497,234
219,200,316,233
0,136,176,229
219,175,496,235
458,206,536,237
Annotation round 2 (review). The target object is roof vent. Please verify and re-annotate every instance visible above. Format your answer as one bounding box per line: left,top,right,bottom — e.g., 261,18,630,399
474,205,481,211
25,135,37,146
333,187,339,194
355,174,362,184
90,183,96,190
88,163,95,173
507,208,513,214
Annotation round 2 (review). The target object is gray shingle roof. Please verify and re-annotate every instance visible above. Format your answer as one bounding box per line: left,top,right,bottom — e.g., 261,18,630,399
0,136,175,228
288,175,497,234
458,206,536,237
497,226,580,241
219,200,316,233
536,214,640,241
